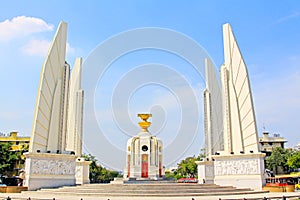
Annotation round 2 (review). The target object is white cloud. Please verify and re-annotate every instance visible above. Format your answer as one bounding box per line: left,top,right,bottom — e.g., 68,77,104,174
21,39,51,57
277,11,300,23
0,16,53,42
21,39,75,57
0,16,75,56
66,42,75,54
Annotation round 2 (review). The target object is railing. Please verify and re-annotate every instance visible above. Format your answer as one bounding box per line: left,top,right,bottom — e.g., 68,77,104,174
219,195,300,200
1,195,300,200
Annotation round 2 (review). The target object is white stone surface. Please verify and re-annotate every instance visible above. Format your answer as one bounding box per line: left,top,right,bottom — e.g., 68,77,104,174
199,23,265,191
124,131,163,179
110,178,124,184
29,21,84,156
24,152,76,190
29,22,68,153
2,191,300,200
221,23,260,154
75,157,91,185
213,154,265,190
66,58,84,156
196,160,214,184
26,21,88,191
204,58,223,158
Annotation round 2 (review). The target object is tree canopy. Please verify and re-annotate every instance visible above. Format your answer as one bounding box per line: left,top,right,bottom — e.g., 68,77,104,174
0,142,27,176
176,156,199,178
287,150,300,169
266,147,292,174
82,154,121,183
165,150,204,180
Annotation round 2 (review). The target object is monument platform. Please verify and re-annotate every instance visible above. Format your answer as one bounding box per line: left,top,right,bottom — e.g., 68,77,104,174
123,178,176,184
19,183,268,198
110,177,175,185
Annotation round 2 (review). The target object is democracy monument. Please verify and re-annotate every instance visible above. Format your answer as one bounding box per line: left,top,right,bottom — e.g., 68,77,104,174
197,24,265,190
24,22,90,190
22,21,265,191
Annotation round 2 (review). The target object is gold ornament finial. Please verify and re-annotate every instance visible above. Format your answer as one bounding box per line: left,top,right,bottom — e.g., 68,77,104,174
138,114,152,132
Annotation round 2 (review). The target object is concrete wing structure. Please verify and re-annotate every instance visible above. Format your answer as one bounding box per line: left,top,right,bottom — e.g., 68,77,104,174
199,23,265,190
29,22,69,153
25,21,89,190
29,22,84,156
66,57,84,156
204,58,223,158
221,23,260,154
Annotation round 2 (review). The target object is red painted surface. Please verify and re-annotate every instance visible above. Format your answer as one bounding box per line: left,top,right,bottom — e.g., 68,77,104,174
127,155,130,177
141,154,148,178
159,162,162,177
266,177,295,187
159,155,162,177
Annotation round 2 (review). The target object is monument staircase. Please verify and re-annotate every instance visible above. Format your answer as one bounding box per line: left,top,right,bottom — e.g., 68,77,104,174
22,183,268,197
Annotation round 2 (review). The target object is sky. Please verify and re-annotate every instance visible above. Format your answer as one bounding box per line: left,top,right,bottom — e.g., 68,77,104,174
0,1,300,170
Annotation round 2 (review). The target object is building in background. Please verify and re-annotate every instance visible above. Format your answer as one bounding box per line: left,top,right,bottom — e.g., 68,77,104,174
0,132,30,151
0,131,30,175
259,132,287,156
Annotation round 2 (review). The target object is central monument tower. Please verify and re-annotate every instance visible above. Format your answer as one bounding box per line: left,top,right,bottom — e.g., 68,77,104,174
124,114,163,179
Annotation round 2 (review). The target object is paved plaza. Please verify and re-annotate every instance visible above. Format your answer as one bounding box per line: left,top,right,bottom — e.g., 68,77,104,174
0,191,300,200
1,184,300,200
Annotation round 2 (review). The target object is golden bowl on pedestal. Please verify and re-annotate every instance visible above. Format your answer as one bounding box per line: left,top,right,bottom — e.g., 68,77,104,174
137,114,152,121
138,121,151,129
137,113,152,131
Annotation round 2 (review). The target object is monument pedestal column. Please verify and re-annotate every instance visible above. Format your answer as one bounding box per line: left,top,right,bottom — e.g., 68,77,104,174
75,157,91,185
196,160,214,184
24,152,76,191
213,153,265,191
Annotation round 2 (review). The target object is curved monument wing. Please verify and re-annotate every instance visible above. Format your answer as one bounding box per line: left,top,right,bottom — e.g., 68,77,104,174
66,57,84,156
29,22,68,153
222,23,259,153
204,58,223,158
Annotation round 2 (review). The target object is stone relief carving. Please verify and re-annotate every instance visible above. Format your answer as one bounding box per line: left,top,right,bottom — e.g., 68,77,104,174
31,159,75,175
215,158,259,175
75,167,82,178
206,165,214,177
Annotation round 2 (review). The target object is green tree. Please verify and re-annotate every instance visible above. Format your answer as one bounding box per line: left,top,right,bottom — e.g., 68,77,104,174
176,156,201,178
82,154,120,183
164,170,174,179
83,154,103,183
166,151,204,180
0,142,24,176
287,150,300,169
266,147,291,174
197,148,206,160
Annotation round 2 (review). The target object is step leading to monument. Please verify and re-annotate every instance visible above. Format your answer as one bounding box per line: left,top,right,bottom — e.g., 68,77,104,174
22,183,268,197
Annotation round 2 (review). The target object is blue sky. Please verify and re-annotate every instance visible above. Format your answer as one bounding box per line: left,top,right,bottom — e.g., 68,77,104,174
0,1,300,169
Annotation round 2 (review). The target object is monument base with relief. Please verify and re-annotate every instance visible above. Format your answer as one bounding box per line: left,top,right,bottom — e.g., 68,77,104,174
213,153,265,191
24,152,76,190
